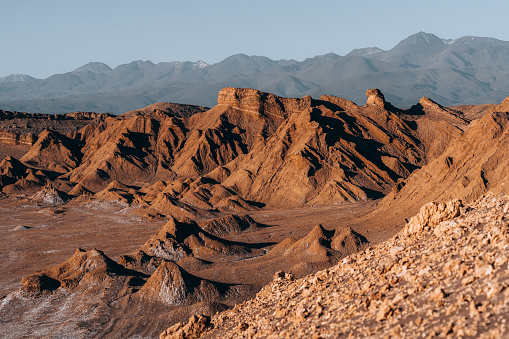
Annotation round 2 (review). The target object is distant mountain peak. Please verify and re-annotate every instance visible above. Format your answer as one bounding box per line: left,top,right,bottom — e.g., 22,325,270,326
0,73,36,83
394,32,445,49
316,52,341,59
133,60,155,66
223,53,250,61
346,47,384,57
2,32,509,113
414,31,442,42
73,62,112,73
323,52,341,58
304,52,341,63
195,61,208,69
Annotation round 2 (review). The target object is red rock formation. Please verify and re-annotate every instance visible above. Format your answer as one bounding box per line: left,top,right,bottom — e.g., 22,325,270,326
365,88,387,108
378,109,509,218
22,248,144,295
138,261,221,306
122,102,208,118
21,130,82,172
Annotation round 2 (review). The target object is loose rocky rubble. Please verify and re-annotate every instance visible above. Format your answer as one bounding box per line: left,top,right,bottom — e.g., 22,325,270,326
162,193,509,338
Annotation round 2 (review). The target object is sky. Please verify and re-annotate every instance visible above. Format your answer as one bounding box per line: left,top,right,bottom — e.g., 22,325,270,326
2,0,509,78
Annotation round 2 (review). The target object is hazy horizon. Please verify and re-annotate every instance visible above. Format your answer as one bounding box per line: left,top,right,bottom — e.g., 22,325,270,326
2,0,509,79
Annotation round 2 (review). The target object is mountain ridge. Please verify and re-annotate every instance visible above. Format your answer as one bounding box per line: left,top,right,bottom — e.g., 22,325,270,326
1,32,509,114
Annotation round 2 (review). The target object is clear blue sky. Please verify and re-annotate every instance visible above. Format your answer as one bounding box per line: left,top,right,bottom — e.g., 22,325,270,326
2,0,509,78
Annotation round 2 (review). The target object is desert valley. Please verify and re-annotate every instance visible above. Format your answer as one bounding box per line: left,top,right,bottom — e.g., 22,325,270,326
0,83,507,338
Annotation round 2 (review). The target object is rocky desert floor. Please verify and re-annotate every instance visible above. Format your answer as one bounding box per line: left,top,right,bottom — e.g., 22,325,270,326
163,194,509,338
0,194,382,338
0,196,379,297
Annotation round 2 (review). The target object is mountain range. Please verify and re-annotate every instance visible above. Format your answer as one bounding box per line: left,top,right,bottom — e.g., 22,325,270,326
1,32,509,114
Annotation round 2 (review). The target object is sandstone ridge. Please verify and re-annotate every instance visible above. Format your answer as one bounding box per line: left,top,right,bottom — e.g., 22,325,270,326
0,87,470,209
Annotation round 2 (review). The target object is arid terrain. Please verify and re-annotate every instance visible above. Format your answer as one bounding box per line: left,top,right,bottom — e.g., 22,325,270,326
180,194,509,338
0,87,508,338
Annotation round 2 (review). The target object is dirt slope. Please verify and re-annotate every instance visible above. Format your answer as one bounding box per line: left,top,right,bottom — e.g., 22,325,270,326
377,109,509,219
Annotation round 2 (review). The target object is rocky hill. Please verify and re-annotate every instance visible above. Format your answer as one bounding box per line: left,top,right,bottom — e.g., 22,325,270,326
0,87,476,210
376,108,509,219
1,33,509,114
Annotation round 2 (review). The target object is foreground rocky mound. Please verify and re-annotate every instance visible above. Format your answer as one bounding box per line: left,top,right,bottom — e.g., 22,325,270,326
121,216,268,267
166,194,509,338
22,248,147,296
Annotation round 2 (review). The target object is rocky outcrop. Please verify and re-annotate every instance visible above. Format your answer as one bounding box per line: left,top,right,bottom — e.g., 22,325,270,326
29,187,70,206
217,87,312,118
197,214,260,236
0,131,36,146
366,88,387,108
122,102,209,119
0,156,28,179
419,96,444,110
139,261,221,306
0,156,51,193
418,96,470,126
0,109,112,137
330,227,369,255
402,199,462,237
160,315,213,339
488,96,509,113
217,90,424,206
21,130,82,172
0,87,489,218
130,217,265,265
266,224,368,262
21,248,145,295
319,95,358,111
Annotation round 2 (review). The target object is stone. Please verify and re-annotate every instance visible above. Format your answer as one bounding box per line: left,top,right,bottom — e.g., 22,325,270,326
376,301,393,321
159,315,212,339
366,89,386,109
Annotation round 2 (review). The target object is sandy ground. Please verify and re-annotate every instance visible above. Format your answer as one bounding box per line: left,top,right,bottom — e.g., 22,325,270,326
0,197,166,295
0,197,385,297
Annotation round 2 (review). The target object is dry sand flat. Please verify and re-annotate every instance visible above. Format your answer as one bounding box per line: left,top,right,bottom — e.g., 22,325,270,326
0,198,375,338
0,196,167,294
